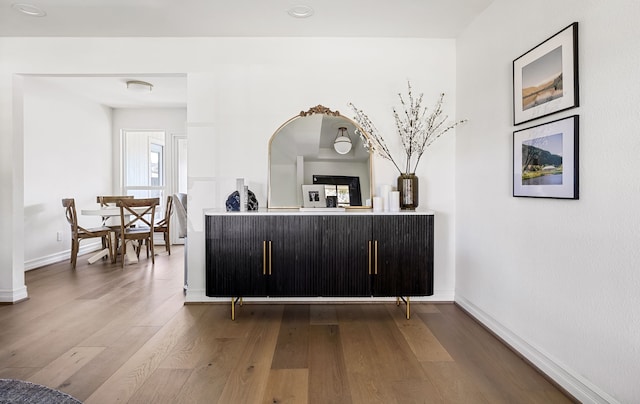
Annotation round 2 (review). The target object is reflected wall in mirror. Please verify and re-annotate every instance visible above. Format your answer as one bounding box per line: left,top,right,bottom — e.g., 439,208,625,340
268,105,372,208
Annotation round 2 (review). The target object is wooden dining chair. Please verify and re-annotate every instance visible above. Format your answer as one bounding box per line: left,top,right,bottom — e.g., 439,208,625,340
62,198,113,269
96,195,134,257
153,196,173,255
116,197,159,268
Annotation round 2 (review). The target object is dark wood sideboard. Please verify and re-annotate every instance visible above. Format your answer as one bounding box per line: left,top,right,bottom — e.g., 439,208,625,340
205,211,434,319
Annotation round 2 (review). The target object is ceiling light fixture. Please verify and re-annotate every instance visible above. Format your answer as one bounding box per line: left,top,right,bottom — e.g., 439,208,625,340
12,3,46,17
126,80,153,93
333,127,352,155
287,5,314,18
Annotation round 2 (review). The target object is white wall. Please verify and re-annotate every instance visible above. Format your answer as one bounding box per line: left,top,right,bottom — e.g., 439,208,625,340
0,37,458,305
23,77,113,270
456,1,640,402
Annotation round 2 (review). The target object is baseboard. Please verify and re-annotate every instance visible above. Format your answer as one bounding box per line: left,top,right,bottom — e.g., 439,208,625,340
24,241,103,271
455,295,619,404
0,285,28,303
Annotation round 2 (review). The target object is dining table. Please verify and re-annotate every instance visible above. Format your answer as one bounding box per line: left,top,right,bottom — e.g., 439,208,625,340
80,205,147,265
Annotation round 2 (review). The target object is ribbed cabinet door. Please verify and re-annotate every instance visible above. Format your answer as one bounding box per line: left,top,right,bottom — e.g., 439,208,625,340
205,215,268,297
268,215,321,296
321,215,371,296
372,215,433,296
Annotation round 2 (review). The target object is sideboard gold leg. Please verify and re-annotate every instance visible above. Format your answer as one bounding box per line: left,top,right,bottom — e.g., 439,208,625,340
397,296,411,319
231,297,242,321
231,297,235,321
406,296,411,320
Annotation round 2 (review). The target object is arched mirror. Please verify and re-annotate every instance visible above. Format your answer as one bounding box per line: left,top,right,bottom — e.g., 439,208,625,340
268,105,372,208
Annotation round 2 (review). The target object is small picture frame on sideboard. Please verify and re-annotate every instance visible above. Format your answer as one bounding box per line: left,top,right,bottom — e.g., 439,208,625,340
301,185,326,208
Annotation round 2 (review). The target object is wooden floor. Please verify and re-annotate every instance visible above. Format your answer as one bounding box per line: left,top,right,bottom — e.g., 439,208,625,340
0,246,573,404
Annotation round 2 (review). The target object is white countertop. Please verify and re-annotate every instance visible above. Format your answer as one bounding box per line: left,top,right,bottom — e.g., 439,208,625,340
204,208,434,216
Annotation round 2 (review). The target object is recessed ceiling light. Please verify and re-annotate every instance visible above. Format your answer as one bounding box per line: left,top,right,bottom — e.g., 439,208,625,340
12,3,46,17
287,5,314,18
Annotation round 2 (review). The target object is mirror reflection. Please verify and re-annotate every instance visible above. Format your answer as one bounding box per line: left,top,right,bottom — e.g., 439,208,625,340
268,106,372,208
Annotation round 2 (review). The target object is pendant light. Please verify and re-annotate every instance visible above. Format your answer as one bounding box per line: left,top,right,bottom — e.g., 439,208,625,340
333,127,352,154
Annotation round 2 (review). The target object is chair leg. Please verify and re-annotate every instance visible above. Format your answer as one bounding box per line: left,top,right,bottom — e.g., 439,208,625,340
165,232,171,255
121,237,126,268
111,234,118,264
102,236,109,261
149,237,155,264
69,240,74,264
105,235,113,264
71,239,79,269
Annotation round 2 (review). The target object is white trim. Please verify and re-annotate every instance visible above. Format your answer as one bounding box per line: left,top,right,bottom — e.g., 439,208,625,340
24,241,103,271
170,133,187,245
455,295,619,404
0,286,28,303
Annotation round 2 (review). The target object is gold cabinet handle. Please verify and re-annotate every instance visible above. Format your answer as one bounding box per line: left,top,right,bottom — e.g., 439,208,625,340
374,240,378,275
268,241,272,275
368,240,372,275
263,241,267,275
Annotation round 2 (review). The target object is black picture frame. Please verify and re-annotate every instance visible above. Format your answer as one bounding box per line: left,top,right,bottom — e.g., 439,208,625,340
513,22,579,126
513,115,579,199
312,175,362,206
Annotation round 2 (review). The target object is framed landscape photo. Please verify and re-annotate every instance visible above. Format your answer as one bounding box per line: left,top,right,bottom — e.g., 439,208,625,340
301,185,326,208
513,22,579,125
513,115,579,199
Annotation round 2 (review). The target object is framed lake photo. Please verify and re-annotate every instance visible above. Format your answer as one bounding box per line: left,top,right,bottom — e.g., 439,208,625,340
513,22,579,125
513,115,579,199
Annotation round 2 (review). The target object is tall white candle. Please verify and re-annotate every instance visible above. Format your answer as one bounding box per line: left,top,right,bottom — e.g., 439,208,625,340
389,191,400,212
373,196,383,212
380,184,392,212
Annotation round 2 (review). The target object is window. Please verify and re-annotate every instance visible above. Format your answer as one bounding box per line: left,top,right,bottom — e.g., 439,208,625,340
123,130,166,220
149,143,163,187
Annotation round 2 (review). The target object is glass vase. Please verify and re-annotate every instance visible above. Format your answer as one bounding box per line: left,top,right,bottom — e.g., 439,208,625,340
397,173,419,210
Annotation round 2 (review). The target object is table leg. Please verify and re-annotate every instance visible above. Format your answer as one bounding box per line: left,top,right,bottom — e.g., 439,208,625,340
87,248,110,264
124,241,139,264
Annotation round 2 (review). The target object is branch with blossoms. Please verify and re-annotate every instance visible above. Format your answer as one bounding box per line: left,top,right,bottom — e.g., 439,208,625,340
348,102,403,174
350,81,466,175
